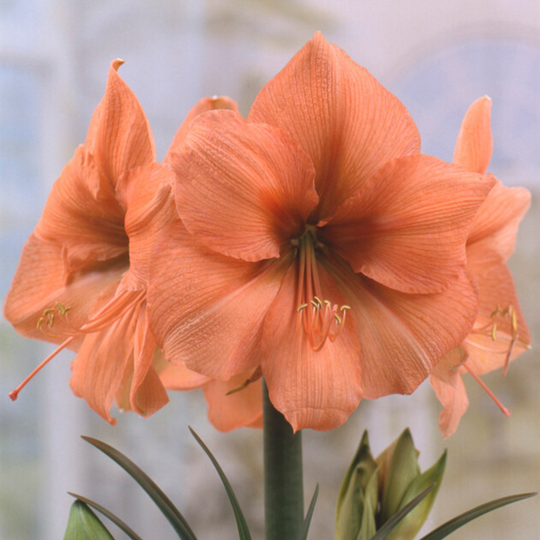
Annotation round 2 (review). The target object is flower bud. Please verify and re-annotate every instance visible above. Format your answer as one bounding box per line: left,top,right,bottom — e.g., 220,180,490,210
335,431,378,540
336,429,446,540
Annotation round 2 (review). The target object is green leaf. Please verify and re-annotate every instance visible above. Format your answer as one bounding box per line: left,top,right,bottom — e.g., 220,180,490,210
189,427,252,540
63,500,115,540
377,429,421,523
369,484,435,540
384,451,447,540
82,436,197,540
419,492,537,540
299,484,319,540
68,493,143,540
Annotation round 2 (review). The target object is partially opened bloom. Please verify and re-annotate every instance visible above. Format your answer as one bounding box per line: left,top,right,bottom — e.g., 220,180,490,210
148,33,495,432
4,64,261,429
430,96,531,437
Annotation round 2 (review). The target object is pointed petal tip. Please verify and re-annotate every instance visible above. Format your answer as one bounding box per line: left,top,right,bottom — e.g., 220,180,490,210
111,59,125,71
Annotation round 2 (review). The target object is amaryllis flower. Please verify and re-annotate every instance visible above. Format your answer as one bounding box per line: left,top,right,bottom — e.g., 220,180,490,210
4,60,172,423
148,33,495,432
5,63,261,429
430,96,531,437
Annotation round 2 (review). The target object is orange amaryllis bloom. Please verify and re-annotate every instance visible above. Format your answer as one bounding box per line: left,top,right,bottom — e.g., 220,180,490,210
430,96,531,437
4,60,172,423
148,33,495,432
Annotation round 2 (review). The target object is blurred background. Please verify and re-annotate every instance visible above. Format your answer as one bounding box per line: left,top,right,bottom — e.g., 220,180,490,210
1,1,538,539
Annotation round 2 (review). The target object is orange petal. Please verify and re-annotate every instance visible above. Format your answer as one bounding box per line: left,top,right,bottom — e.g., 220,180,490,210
465,249,530,374
85,60,155,187
453,96,493,174
164,96,238,162
168,110,318,262
323,155,495,293
203,374,263,432
129,362,169,417
159,363,211,390
468,180,531,261
261,261,362,432
34,147,128,272
430,348,470,438
70,307,137,424
147,218,286,380
117,163,177,290
249,32,420,221
3,233,125,345
326,254,479,399
128,302,169,416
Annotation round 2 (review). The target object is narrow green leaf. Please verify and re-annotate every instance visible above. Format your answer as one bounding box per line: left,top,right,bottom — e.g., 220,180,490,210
189,427,252,540
82,436,197,540
68,493,143,540
369,484,435,540
299,484,319,540
63,500,115,540
419,492,537,540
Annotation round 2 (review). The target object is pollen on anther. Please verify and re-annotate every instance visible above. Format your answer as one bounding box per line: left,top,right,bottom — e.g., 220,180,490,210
511,310,518,333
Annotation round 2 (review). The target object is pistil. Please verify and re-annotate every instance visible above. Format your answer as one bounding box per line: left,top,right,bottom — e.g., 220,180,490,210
464,364,511,417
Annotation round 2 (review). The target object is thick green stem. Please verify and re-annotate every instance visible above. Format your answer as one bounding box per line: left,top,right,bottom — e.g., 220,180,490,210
263,379,304,540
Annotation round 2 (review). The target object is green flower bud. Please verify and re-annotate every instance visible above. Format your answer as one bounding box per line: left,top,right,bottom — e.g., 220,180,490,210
335,431,378,540
377,428,421,523
336,429,446,540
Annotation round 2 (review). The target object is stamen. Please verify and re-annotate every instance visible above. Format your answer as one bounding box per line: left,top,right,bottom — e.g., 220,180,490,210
471,304,521,378
464,364,511,417
293,231,350,351
330,305,350,341
9,336,75,401
11,290,144,402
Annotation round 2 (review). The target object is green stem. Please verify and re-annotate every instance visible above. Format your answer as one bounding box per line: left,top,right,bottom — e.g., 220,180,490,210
263,379,304,540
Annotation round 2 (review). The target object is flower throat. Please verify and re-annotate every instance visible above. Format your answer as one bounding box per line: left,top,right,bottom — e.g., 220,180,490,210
292,230,350,352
